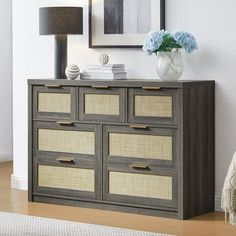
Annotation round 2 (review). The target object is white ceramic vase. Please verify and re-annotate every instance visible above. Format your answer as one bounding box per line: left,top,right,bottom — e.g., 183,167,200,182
65,64,80,80
156,51,183,81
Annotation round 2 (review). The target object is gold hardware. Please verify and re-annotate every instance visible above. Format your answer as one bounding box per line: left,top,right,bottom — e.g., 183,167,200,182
44,84,61,88
56,157,74,163
129,163,149,169
129,124,148,129
92,85,109,89
56,121,74,126
142,86,161,90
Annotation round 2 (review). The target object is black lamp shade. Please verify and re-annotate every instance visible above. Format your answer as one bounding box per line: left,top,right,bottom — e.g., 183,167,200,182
39,7,83,35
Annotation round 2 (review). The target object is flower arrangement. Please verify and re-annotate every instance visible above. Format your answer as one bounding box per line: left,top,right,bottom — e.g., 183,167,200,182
143,30,198,55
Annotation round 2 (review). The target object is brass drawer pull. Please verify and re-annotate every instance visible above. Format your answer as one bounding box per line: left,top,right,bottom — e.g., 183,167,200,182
129,163,149,169
44,84,61,88
129,124,148,129
142,86,161,90
56,157,74,163
56,121,74,126
92,85,109,89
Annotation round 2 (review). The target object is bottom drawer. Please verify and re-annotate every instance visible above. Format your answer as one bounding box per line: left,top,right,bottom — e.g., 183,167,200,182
34,159,100,200
38,165,94,192
103,163,177,208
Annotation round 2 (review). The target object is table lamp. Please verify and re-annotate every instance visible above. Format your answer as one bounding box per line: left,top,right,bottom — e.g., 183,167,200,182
39,7,83,79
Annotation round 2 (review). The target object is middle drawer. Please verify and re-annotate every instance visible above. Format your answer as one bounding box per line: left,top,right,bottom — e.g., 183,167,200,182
33,121,101,162
103,125,177,168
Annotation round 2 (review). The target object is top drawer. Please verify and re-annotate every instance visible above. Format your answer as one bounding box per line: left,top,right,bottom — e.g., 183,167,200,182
128,87,179,125
33,85,77,120
79,86,126,123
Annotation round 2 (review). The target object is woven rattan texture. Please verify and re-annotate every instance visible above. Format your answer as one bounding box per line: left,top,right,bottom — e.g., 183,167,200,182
109,133,172,160
38,165,94,192
109,171,172,200
38,129,95,155
85,94,120,115
134,95,172,117
38,93,71,113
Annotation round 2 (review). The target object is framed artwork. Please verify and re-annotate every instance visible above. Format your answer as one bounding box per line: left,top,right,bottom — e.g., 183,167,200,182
89,0,165,48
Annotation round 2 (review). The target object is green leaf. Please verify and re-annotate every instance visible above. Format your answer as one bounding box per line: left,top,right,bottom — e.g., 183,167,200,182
155,34,182,52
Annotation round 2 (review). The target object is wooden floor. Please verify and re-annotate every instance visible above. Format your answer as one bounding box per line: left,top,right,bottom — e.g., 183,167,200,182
0,162,235,236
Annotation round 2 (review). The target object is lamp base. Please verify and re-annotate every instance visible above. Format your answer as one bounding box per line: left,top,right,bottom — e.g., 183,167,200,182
55,35,67,79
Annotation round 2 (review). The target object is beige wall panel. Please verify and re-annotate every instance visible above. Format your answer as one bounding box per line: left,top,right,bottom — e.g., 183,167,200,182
38,129,95,155
109,133,172,160
85,94,120,115
134,95,172,117
109,171,172,200
38,165,94,192
38,93,71,113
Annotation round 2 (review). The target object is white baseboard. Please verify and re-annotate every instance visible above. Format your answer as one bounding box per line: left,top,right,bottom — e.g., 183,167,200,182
11,175,28,190
0,152,13,163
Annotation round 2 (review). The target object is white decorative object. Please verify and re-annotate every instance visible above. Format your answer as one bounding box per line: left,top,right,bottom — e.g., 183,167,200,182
156,51,183,81
221,152,236,226
65,64,80,80
99,53,109,65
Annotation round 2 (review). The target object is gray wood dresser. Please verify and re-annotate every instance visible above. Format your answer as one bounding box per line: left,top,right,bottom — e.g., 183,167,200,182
28,79,215,220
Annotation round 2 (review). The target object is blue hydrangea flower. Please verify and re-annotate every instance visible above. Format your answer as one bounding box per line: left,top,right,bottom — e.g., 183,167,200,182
143,30,166,55
173,31,198,54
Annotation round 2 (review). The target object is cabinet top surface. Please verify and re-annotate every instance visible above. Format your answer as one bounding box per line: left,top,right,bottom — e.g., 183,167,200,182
28,79,215,88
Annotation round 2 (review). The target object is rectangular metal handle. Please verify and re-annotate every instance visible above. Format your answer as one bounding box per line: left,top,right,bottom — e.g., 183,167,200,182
92,85,109,89
142,86,161,90
129,163,149,169
45,84,61,88
56,157,74,163
56,121,74,126
129,124,148,129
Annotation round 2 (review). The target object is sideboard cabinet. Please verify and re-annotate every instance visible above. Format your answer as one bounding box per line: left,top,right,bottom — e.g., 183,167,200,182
28,79,215,220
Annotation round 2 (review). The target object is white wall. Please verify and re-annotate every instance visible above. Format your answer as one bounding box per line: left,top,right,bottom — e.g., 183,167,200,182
0,0,13,162
12,0,236,211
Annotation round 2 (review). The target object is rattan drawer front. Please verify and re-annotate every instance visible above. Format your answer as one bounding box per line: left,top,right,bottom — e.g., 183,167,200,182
33,85,76,119
38,165,94,192
128,88,179,125
109,171,172,200
79,87,126,122
109,133,172,161
134,95,172,117
38,129,94,155
38,93,71,113
104,125,177,167
103,163,178,208
85,94,120,115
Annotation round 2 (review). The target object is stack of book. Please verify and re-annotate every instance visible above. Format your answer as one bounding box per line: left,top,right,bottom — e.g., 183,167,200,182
81,64,127,80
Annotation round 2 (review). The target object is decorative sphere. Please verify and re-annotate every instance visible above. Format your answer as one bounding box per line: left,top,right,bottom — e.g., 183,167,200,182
99,53,109,65
65,64,80,80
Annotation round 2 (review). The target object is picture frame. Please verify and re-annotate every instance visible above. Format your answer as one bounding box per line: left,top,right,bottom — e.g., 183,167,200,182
89,0,166,48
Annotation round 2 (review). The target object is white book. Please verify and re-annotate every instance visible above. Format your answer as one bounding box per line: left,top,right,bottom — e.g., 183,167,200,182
84,68,125,74
81,72,127,80
86,64,125,69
